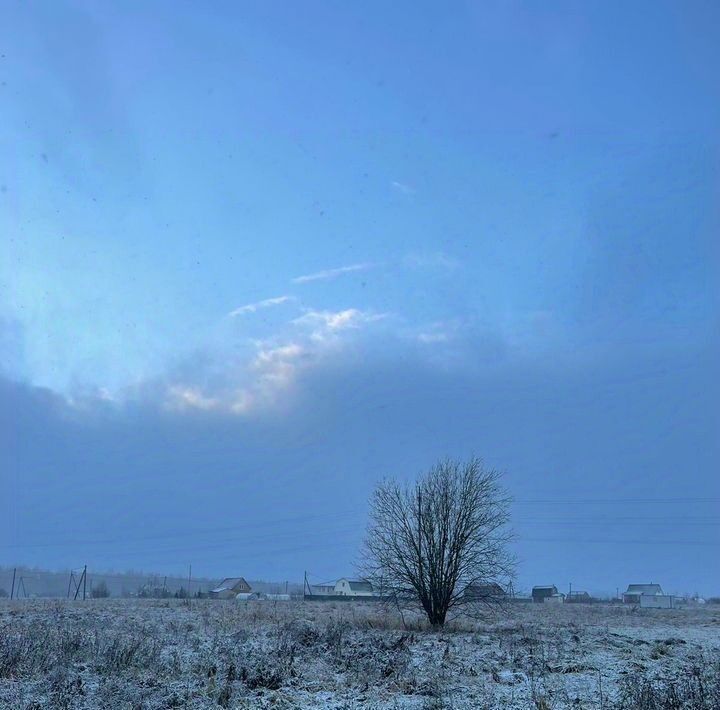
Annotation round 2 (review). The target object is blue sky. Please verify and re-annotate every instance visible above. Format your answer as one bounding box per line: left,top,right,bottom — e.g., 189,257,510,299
1,1,719,594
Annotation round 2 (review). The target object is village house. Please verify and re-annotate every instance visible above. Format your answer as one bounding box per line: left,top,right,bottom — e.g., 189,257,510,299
623,583,674,608
565,591,593,604
334,578,375,597
532,585,559,603
623,583,663,604
209,577,252,599
463,582,507,602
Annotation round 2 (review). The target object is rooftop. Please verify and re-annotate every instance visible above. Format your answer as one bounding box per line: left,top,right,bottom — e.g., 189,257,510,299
625,584,663,595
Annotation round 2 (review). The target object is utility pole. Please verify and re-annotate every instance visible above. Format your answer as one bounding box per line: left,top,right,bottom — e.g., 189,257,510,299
187,564,192,599
73,567,87,600
10,568,16,600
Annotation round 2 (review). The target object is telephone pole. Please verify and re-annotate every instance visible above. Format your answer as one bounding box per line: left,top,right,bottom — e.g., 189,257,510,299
10,568,16,600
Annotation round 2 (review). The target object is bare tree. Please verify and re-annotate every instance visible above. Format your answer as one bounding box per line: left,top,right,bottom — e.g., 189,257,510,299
362,458,514,628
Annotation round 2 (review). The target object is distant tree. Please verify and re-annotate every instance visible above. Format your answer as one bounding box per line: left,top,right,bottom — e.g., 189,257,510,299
362,458,514,628
0,588,7,598
91,580,110,598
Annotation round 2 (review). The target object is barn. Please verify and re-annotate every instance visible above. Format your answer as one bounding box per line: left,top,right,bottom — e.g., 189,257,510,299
334,578,375,597
209,577,252,599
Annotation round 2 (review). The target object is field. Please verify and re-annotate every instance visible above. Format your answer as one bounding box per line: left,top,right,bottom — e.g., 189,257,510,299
1,599,719,709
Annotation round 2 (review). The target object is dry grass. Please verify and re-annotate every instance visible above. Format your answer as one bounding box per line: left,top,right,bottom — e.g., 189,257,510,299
0,599,718,708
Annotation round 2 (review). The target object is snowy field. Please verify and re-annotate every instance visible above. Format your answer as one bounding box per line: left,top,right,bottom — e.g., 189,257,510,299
1,598,719,708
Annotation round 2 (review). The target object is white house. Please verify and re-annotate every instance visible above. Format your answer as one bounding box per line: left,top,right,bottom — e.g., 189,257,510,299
623,583,663,604
334,578,375,597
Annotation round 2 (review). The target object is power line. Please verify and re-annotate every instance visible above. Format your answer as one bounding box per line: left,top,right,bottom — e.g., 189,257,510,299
513,497,720,504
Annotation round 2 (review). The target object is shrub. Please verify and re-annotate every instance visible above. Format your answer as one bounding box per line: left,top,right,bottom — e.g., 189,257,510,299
91,581,110,599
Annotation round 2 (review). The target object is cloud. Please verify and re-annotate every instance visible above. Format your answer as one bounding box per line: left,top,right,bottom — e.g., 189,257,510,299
292,263,375,284
156,308,389,416
2,340,718,588
227,295,294,317
293,308,387,332
166,385,220,412
391,181,415,195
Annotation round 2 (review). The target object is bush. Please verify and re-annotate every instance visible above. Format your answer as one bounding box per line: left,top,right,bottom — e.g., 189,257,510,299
614,658,720,709
91,581,110,599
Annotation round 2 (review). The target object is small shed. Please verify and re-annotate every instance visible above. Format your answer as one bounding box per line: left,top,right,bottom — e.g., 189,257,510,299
334,578,374,597
640,594,674,609
623,583,663,604
532,585,558,603
210,577,252,599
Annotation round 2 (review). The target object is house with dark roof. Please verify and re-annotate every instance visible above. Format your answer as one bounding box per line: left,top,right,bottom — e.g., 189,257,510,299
623,583,663,604
464,582,507,602
334,578,375,597
532,585,559,603
209,577,252,599
566,591,593,604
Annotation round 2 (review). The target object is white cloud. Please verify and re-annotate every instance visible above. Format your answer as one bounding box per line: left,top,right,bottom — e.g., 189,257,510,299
293,308,389,342
227,295,294,317
391,180,415,195
165,385,220,412
292,263,375,284
293,308,383,330
408,318,466,348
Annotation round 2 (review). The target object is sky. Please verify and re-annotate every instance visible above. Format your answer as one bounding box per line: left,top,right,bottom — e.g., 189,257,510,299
1,1,719,595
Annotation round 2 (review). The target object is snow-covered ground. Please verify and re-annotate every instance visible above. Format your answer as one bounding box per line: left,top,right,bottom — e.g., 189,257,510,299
1,599,718,708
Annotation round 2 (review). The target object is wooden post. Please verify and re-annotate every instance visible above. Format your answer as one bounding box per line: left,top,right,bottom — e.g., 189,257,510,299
10,568,16,600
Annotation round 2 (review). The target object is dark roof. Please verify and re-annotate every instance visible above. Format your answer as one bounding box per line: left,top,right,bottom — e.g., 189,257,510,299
465,583,506,597
532,585,558,592
625,584,663,595
211,577,251,593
